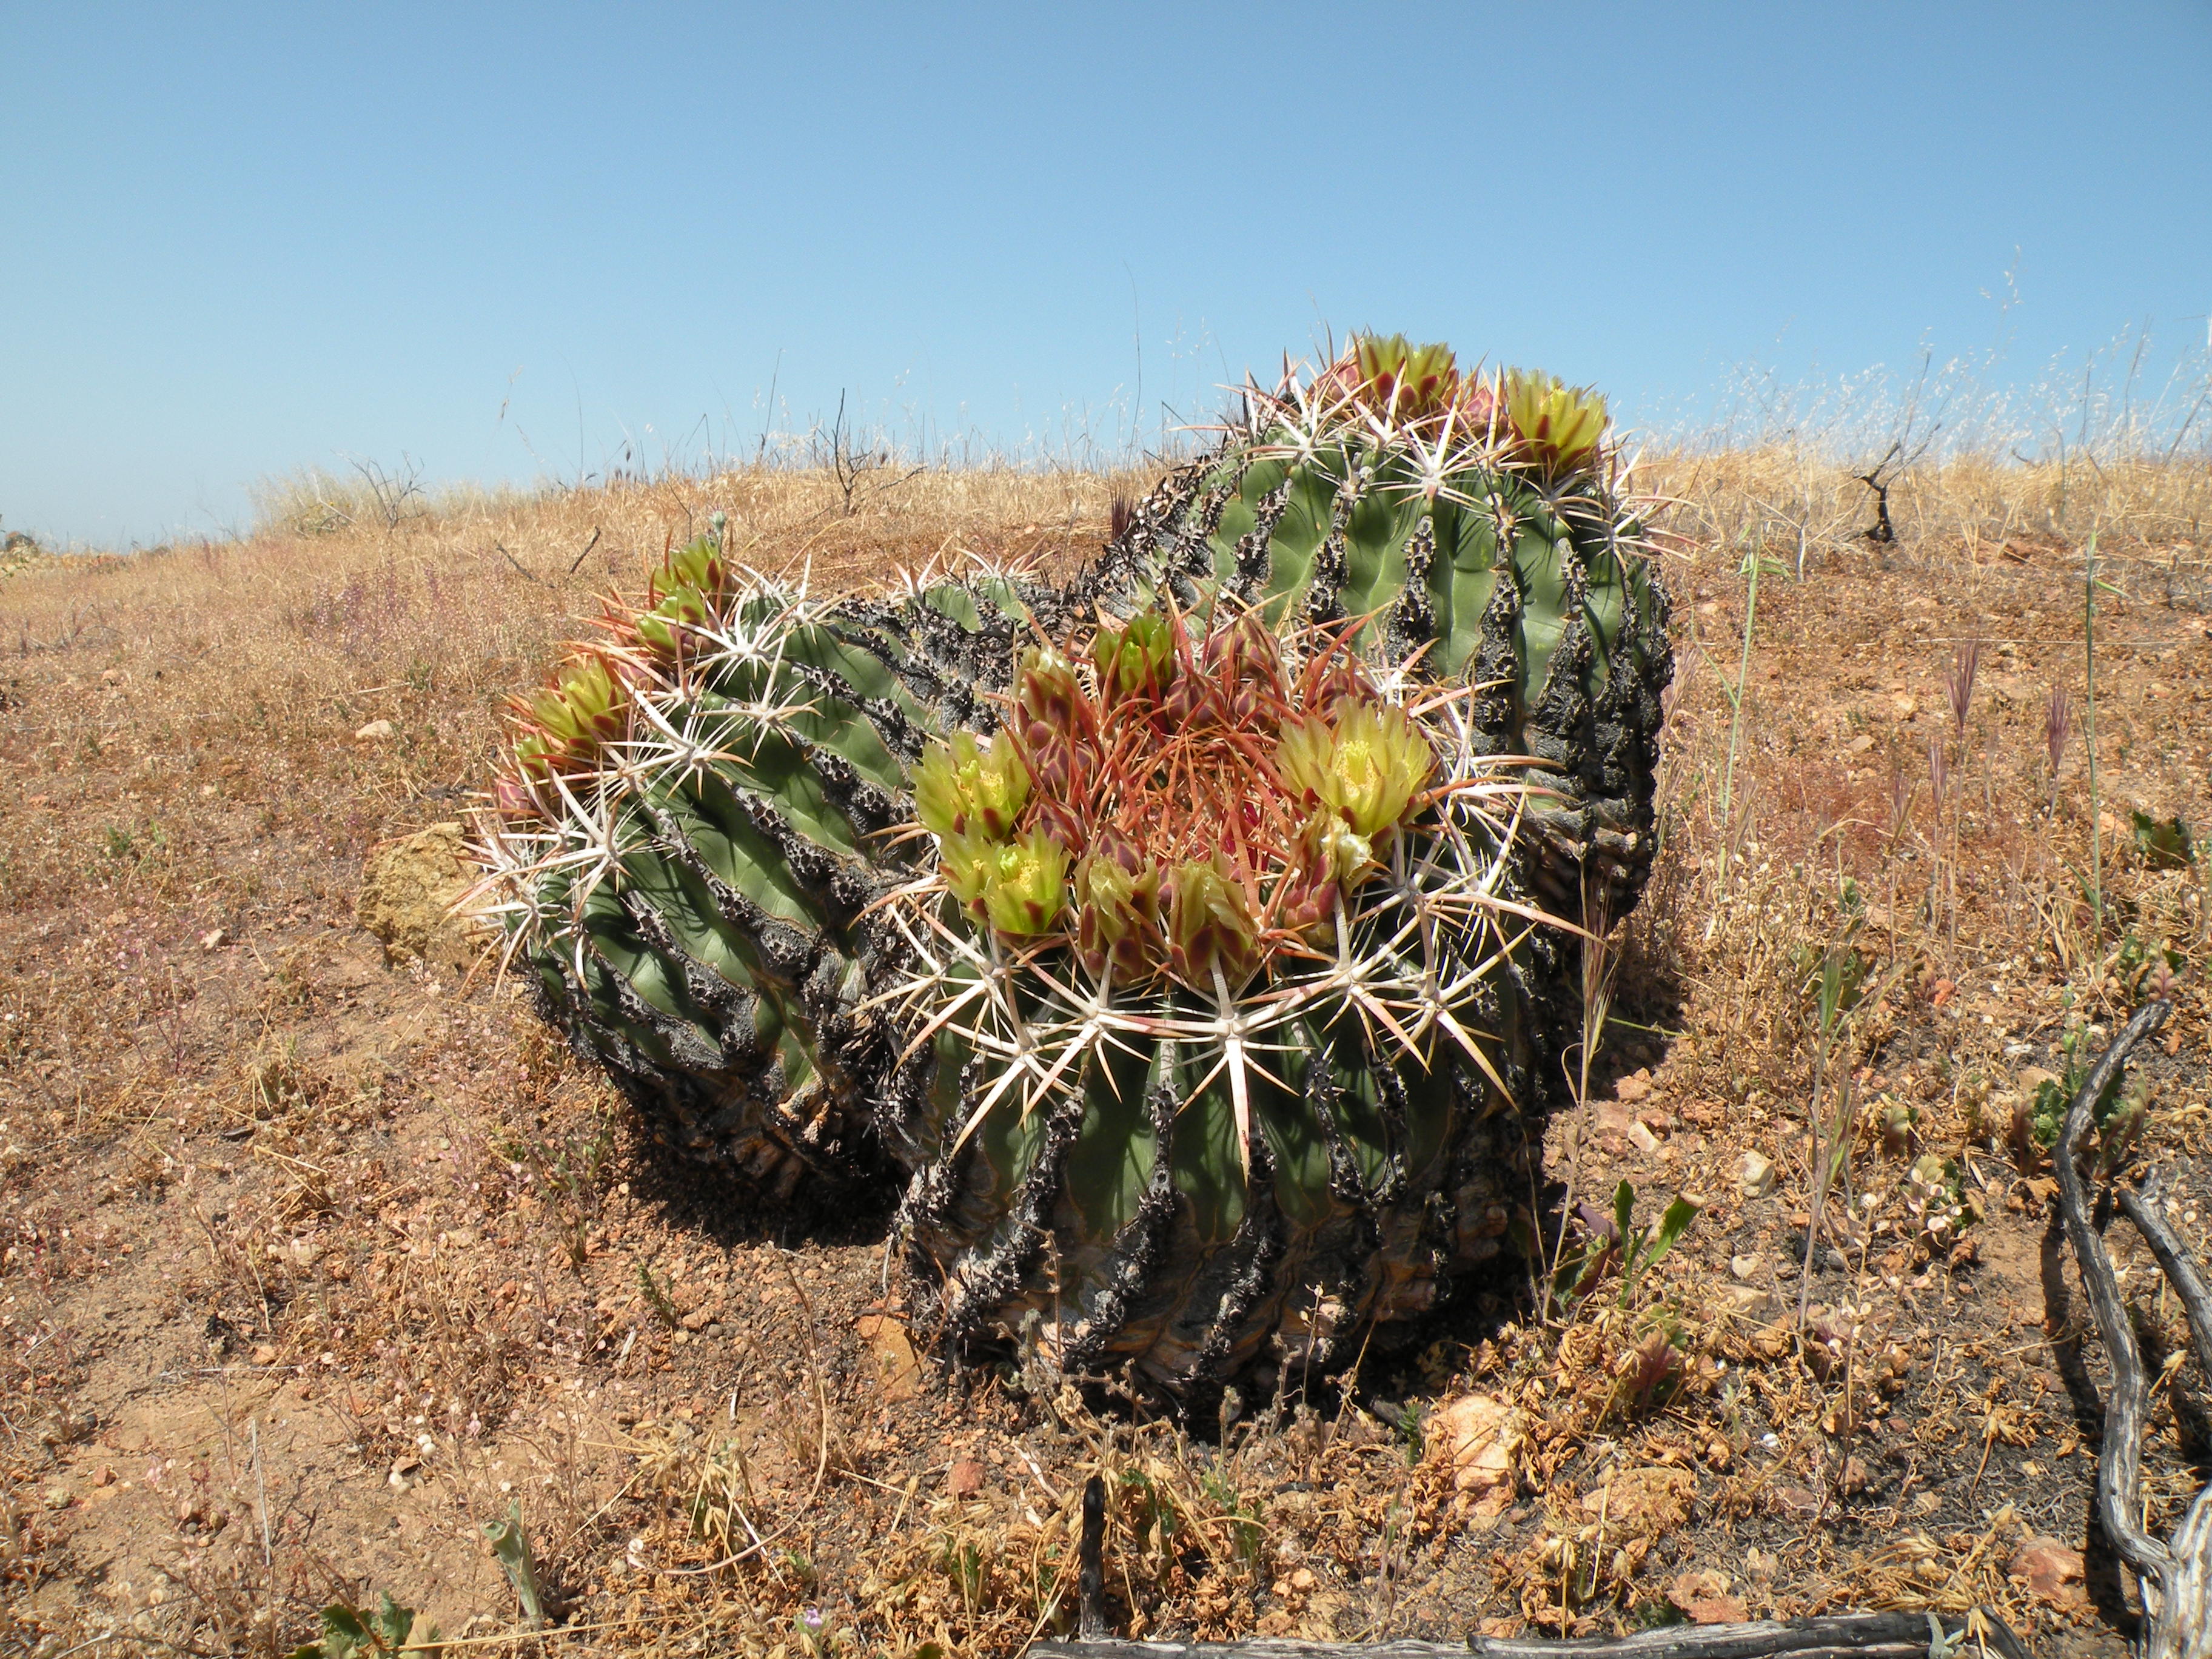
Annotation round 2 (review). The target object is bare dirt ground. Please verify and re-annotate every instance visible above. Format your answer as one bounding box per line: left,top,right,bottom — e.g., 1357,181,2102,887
1,457,2208,1657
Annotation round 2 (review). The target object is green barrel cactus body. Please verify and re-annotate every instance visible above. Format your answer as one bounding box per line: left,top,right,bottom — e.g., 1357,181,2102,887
891,917,1541,1389
876,574,1557,1391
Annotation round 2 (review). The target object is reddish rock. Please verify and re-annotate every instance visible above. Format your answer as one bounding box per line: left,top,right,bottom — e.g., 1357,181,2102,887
948,1458,987,1498
1769,1484,1822,1521
2010,1536,2086,1610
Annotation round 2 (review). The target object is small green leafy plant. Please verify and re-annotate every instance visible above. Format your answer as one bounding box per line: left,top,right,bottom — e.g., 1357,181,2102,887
289,1593,440,1658
1540,1179,1701,1317
2131,808,2196,871
2019,1016,2153,1175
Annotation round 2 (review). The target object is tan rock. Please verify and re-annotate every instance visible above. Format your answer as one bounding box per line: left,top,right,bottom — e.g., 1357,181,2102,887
857,1313,924,1403
1615,1070,1653,1103
354,718,397,742
2010,1535,2087,1610
1427,1392,1521,1517
1581,1465,1694,1532
1739,1150,1775,1198
1667,1570,1747,1624
356,823,484,976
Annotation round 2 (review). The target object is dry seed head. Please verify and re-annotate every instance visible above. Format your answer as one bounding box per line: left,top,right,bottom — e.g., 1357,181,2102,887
2045,684,2073,774
1945,641,1980,736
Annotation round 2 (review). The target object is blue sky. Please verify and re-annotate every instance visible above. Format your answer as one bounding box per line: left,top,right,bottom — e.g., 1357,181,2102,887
5,2,2208,548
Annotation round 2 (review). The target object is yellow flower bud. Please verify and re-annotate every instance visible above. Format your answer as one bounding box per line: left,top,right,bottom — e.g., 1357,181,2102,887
1166,856,1260,984
914,731,1030,841
938,830,997,915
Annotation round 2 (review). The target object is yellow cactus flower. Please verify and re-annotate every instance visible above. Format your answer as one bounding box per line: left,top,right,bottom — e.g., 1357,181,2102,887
1503,370,1607,473
514,657,627,775
1353,334,1460,416
914,731,1030,841
1275,699,1433,840
980,831,1070,936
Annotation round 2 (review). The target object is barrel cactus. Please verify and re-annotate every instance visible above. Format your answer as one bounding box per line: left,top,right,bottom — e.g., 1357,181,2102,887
1093,334,1672,928
476,528,1067,1195
879,603,1552,1387
477,333,1674,1391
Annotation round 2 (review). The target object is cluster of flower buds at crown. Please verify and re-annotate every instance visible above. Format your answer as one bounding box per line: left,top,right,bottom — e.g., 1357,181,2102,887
1285,336,1614,478
1313,334,1498,431
913,599,1442,990
1159,611,1282,733
1010,648,1091,827
507,654,631,785
1090,610,1175,704
1503,369,1608,476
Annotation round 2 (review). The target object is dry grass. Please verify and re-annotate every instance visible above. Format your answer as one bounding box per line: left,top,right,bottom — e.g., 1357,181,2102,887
1,446,2208,1656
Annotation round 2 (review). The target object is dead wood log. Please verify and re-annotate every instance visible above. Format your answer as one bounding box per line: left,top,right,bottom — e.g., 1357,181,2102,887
1052,1472,2027,1658
2052,997,2212,1659
1030,1610,2027,1659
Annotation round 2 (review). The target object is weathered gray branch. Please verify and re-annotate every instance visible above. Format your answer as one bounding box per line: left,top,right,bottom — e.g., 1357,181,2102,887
2051,999,2212,1659
2054,1000,2174,1588
1031,1612,2026,1659
2116,1183,2212,1383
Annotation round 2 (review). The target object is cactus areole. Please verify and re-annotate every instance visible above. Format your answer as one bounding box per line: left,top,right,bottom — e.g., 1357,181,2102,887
478,336,1674,1393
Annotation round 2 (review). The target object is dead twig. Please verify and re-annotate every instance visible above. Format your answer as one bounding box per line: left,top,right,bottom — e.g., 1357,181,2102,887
495,542,552,589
